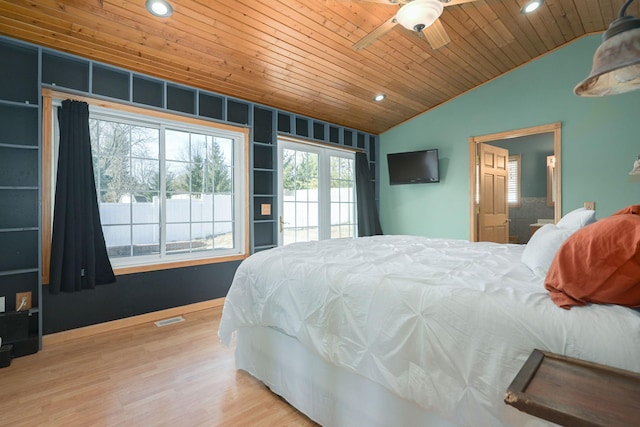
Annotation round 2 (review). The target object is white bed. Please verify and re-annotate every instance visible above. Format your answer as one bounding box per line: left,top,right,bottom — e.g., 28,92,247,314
218,235,640,426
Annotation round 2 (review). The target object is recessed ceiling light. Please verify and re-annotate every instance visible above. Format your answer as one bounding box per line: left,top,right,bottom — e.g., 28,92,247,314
146,0,173,17
373,94,386,102
521,0,543,14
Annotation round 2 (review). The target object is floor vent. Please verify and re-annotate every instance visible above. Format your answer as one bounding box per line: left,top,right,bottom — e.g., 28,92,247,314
154,316,185,327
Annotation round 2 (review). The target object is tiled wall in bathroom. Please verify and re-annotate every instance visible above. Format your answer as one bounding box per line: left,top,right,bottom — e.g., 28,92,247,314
509,197,554,244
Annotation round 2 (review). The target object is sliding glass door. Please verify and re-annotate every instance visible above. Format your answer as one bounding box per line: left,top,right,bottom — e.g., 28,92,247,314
277,139,356,246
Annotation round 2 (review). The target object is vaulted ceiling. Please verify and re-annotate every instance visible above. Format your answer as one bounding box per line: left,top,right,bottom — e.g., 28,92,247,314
0,0,635,134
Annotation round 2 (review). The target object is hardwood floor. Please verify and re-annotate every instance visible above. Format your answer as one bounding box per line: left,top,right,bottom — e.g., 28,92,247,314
0,307,318,426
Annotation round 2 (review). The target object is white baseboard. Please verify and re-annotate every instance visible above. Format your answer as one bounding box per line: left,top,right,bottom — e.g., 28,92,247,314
42,298,225,346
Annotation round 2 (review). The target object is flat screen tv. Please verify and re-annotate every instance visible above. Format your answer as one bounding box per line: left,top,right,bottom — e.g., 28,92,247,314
387,149,440,185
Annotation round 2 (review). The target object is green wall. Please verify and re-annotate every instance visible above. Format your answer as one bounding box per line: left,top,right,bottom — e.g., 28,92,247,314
379,35,640,239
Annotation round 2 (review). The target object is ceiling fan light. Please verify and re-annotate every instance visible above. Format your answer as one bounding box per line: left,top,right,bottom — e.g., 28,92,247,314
574,2,640,97
521,0,543,14
146,0,173,17
395,0,444,32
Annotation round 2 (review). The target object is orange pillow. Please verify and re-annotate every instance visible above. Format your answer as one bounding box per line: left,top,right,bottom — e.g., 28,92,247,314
544,206,640,309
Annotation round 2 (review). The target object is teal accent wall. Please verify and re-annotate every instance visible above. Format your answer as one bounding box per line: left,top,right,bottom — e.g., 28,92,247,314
379,35,640,239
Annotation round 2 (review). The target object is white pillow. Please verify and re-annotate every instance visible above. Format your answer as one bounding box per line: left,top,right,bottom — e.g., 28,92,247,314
556,207,597,229
521,224,575,275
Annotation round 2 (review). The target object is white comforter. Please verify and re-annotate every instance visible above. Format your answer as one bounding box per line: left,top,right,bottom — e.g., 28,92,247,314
219,235,640,426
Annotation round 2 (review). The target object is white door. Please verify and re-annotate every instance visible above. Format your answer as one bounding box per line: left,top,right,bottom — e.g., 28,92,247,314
478,143,509,243
277,139,356,246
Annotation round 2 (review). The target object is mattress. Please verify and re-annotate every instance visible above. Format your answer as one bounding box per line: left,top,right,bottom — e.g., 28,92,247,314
219,235,640,426
235,326,463,427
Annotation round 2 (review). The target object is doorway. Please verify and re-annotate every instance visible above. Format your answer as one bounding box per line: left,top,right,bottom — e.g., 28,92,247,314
468,122,562,243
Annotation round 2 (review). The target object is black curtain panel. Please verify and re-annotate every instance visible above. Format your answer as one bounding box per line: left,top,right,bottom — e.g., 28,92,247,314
355,152,383,237
49,100,116,294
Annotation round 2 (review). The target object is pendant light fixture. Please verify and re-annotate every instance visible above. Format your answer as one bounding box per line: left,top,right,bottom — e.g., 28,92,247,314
574,0,640,96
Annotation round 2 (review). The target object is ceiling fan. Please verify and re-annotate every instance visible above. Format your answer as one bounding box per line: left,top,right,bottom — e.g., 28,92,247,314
351,0,478,51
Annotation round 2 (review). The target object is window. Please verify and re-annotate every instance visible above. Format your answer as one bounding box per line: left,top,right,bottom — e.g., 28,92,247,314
508,155,521,207
44,91,248,275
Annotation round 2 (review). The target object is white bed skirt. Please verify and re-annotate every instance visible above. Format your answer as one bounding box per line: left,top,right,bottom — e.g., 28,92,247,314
235,326,461,427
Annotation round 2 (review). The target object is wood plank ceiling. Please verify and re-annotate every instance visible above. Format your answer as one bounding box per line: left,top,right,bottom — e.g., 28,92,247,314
0,0,636,134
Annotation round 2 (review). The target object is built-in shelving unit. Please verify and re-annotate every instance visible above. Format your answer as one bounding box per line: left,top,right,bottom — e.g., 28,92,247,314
0,39,42,357
251,106,277,252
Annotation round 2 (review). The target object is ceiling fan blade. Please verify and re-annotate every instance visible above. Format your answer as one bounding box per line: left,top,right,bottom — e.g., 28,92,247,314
352,15,398,50
441,0,478,6
421,18,451,50
347,0,407,4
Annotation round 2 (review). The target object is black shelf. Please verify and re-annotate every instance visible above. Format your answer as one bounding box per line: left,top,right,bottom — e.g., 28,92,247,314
42,51,90,92
253,107,274,144
0,227,39,233
0,186,39,190
0,41,38,104
253,200,275,221
329,126,340,144
0,142,38,149
313,121,326,140
167,84,196,115
199,93,225,120
253,146,275,170
0,268,39,277
295,116,309,137
254,221,276,248
0,147,38,188
92,64,130,101
0,105,39,147
0,230,38,272
369,135,377,161
343,129,354,146
0,309,39,357
253,170,275,196
227,99,250,125
0,99,38,108
133,75,164,108
277,112,291,133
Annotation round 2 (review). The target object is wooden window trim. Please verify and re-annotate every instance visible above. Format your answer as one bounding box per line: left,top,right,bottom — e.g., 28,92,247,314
41,88,250,284
508,154,522,208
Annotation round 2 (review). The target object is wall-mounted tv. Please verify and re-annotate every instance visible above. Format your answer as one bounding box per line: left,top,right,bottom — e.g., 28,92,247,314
387,149,440,185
